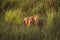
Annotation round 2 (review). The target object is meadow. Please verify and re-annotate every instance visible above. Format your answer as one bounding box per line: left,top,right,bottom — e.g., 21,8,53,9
0,0,60,40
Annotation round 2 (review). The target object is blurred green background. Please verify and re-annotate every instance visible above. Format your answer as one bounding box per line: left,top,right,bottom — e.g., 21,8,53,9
0,0,60,40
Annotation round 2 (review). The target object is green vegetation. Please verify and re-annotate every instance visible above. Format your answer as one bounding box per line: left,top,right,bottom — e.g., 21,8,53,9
0,0,60,40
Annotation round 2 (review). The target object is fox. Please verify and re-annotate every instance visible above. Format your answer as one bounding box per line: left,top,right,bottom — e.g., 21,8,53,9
23,14,39,27
23,17,32,27
32,14,39,25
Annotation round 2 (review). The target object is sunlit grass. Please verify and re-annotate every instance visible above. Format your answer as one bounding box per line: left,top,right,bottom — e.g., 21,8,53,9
4,9,22,24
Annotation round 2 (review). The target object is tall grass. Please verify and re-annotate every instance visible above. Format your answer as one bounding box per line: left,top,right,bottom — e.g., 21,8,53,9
0,0,60,40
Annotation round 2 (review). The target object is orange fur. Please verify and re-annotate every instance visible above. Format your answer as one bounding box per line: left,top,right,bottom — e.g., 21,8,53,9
23,14,39,27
